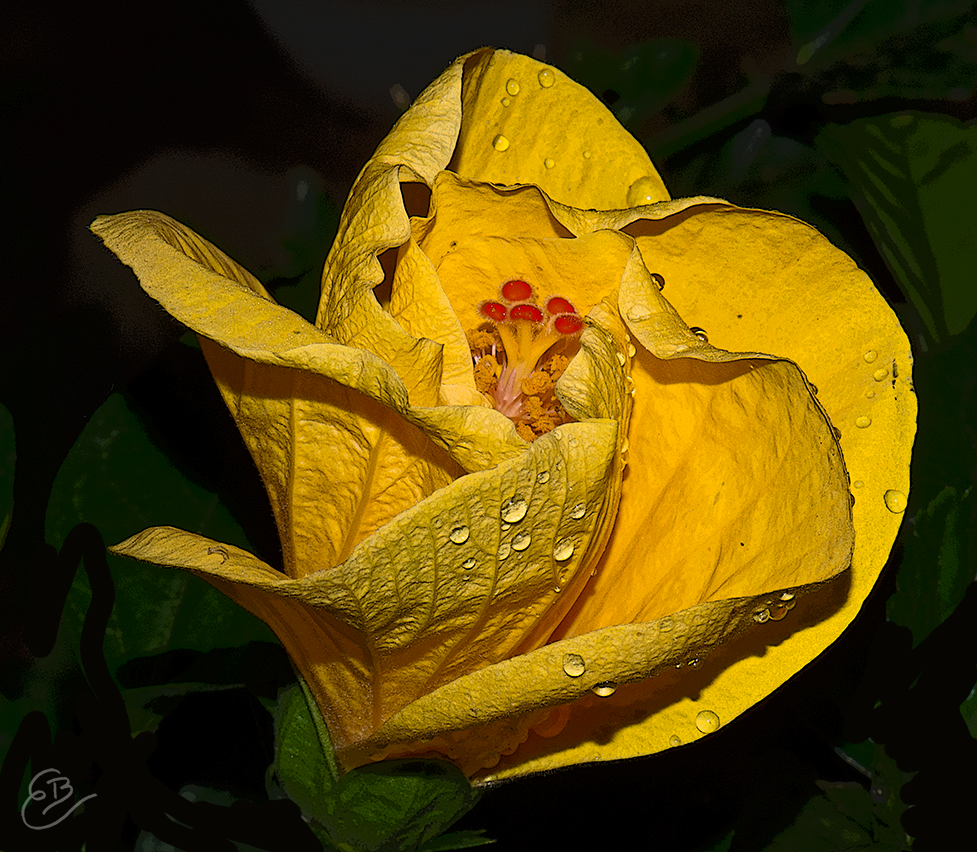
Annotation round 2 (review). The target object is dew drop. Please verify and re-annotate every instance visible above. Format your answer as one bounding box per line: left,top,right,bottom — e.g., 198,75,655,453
627,343,636,357
544,157,555,169
873,368,889,382
501,496,529,523
501,96,511,107
501,523,511,532
853,480,864,488
616,351,626,366
866,389,876,399
207,545,229,564
779,591,795,601
537,68,555,88
536,470,550,484
687,657,700,668
512,531,532,551
753,608,771,623
626,303,652,321
768,605,789,621
695,709,720,733
627,175,658,207
658,615,674,632
855,415,872,429
884,489,907,513
625,375,636,396
591,681,617,697
505,78,520,96
563,653,586,677
669,734,682,747
449,525,470,544
553,538,575,561
650,272,665,291
497,542,511,560
492,134,510,152
864,350,878,363
462,556,476,569
569,502,586,520
582,150,592,159
689,326,709,343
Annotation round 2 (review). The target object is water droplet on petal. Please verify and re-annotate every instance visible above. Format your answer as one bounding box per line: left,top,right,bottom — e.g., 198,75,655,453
582,150,592,159
449,525,470,544
591,681,617,697
497,542,511,560
855,415,872,428
627,343,636,357
779,591,795,601
537,68,555,88
650,272,665,291
462,556,476,569
501,97,511,107
753,608,771,623
627,175,658,207
501,496,528,523
492,134,510,152
569,502,586,520
669,734,682,747
873,368,889,382
627,303,652,321
695,710,720,733
687,657,700,668
689,326,709,343
768,605,789,621
563,653,586,677
505,78,520,96
884,489,907,513
866,389,876,399
853,480,864,488
536,470,550,484
512,531,531,551
554,538,575,561
864,350,878,363
659,615,674,632
616,351,626,366
544,157,555,169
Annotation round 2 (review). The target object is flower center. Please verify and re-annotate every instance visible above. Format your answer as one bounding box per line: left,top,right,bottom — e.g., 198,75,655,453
467,279,583,441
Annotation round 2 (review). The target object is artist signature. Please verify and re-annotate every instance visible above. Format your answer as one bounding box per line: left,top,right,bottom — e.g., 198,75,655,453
20,767,97,830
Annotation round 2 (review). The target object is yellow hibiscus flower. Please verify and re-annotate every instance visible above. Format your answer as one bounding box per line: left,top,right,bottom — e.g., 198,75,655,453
91,48,915,783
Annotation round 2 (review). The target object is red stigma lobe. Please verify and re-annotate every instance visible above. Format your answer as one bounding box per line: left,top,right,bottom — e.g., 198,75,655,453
546,296,576,315
510,303,545,322
480,301,508,321
501,279,533,301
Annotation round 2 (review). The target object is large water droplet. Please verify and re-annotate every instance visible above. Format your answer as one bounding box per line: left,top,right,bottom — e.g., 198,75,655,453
864,350,878,363
512,531,532,551
569,502,586,520
616,351,626,366
462,556,476,569
497,542,511,560
449,525,470,544
753,608,771,623
855,415,872,429
779,591,795,601
492,134,510,152
695,710,720,733
627,176,658,207
505,78,520,96
627,343,637,357
689,326,709,343
537,68,555,88
650,272,665,291
768,605,789,621
884,489,907,513
669,734,682,747
553,538,575,561
501,496,528,523
544,157,555,169
563,653,586,677
626,303,652,321
591,681,617,697
536,470,550,484
873,368,889,382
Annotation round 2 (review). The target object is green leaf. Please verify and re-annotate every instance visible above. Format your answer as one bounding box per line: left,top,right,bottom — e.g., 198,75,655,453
564,37,698,130
45,392,277,675
0,402,13,552
887,485,975,644
274,680,340,824
416,829,495,850
817,112,977,345
318,760,483,852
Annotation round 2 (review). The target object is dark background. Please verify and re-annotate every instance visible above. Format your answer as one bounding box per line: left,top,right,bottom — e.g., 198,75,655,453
2,1,975,850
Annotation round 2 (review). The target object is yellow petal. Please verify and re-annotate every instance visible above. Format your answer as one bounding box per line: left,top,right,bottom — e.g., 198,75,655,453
110,419,621,752
451,50,669,209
